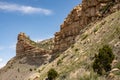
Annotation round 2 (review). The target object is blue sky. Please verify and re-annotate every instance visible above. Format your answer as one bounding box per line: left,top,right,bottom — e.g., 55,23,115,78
0,0,81,68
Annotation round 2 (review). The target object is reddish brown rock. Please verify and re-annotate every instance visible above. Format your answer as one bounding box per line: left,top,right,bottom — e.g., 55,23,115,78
16,1,120,54
16,32,51,57
54,0,120,52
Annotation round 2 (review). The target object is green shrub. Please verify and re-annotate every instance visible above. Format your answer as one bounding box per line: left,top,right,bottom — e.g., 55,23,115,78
34,68,37,71
47,68,58,80
75,48,79,52
81,34,88,41
94,26,99,33
29,68,32,71
71,45,74,48
57,59,62,65
18,68,20,72
93,45,115,75
38,69,41,73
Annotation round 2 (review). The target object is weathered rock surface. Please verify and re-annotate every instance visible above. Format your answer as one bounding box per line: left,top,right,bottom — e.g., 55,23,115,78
54,0,120,52
16,32,51,57
16,0,120,57
54,5,82,52
0,33,53,80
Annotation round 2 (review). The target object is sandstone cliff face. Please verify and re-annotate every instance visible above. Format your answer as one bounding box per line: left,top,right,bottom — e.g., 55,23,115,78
0,33,53,80
54,0,120,52
16,0,120,55
16,32,51,57
54,5,82,52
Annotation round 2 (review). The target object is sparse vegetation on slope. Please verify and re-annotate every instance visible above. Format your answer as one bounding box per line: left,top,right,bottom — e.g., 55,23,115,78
37,11,120,80
37,38,54,50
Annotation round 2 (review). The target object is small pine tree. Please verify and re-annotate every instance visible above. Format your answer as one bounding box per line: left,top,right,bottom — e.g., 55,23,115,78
93,45,115,75
47,68,58,80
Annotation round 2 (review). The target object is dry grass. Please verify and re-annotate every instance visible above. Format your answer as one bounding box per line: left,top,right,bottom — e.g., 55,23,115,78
37,11,120,80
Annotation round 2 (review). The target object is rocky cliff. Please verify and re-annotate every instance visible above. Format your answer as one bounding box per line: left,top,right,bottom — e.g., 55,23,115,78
38,11,120,80
0,0,120,80
16,0,120,56
0,33,53,80
16,32,52,57
54,0,120,52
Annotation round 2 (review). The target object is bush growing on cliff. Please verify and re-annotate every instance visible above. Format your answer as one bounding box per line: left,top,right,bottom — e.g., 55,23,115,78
93,45,115,75
57,59,62,65
47,68,58,80
29,68,32,71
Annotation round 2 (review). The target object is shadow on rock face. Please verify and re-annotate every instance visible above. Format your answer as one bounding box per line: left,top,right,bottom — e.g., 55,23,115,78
18,54,50,67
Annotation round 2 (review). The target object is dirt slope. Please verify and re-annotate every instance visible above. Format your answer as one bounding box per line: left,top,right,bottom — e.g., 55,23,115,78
33,11,120,80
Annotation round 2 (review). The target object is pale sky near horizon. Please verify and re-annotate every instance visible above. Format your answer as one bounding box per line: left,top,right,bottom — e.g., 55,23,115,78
0,0,81,68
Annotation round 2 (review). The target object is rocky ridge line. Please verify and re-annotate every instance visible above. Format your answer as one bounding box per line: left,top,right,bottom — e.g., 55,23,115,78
16,32,51,57
54,0,120,52
16,0,120,58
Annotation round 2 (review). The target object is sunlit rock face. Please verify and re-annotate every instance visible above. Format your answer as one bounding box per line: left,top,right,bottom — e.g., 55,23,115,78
16,32,51,57
54,0,120,52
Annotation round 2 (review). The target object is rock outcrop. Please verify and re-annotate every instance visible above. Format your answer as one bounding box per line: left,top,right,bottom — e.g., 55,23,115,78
54,5,82,52
1,0,120,80
16,0,120,57
16,0,120,55
54,0,120,52
16,32,51,57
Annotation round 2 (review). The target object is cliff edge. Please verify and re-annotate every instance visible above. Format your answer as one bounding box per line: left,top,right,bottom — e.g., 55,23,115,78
0,0,120,80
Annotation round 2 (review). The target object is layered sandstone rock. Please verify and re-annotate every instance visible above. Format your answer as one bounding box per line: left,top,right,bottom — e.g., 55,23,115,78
16,32,51,57
16,0,120,54
54,0,120,52
54,5,82,52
